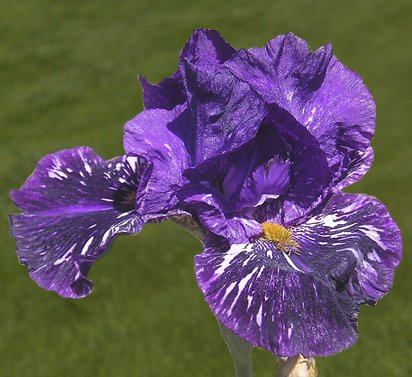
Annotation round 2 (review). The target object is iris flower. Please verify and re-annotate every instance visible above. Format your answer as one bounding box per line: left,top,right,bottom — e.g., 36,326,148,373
125,29,402,357
10,29,402,363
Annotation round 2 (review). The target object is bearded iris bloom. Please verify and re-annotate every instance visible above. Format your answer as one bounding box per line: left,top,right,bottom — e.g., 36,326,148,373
10,29,402,362
125,29,402,357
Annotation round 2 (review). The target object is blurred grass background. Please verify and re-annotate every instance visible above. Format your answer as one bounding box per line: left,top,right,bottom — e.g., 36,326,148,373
1,0,411,376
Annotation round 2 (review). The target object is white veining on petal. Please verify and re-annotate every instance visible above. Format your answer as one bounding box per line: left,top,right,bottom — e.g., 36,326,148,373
227,267,259,316
53,244,77,266
320,213,347,228
81,236,94,255
287,323,294,339
283,253,304,273
358,225,385,248
164,143,173,154
84,163,92,175
247,294,253,310
215,244,249,275
256,304,263,327
221,282,237,302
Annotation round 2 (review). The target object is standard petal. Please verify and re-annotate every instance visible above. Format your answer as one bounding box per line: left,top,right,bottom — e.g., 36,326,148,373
267,104,331,208
182,61,266,164
139,71,186,110
195,240,359,357
226,33,375,187
225,33,332,109
304,58,375,189
180,28,236,70
180,106,330,228
9,147,148,298
292,191,402,303
124,104,191,213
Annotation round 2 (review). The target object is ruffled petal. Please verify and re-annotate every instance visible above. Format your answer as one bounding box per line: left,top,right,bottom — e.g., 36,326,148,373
139,71,186,110
292,191,402,303
226,33,375,188
239,156,291,207
195,240,358,357
196,190,402,357
180,28,236,70
179,186,261,244
305,58,375,189
181,60,266,165
267,104,331,208
225,33,332,114
139,28,236,113
9,147,149,298
124,104,191,213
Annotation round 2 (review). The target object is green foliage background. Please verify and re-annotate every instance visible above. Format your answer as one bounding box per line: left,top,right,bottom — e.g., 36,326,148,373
1,1,411,376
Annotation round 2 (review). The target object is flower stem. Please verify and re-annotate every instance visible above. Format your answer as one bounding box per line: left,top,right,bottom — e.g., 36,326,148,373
219,322,253,377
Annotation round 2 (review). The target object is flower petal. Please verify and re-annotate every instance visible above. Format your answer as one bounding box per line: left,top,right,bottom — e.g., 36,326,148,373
9,147,149,298
124,104,190,213
225,33,332,114
267,104,331,208
305,59,375,189
139,28,236,113
139,71,186,110
195,240,358,357
180,28,236,70
195,191,402,357
179,186,261,244
292,191,402,303
181,61,266,165
226,33,375,188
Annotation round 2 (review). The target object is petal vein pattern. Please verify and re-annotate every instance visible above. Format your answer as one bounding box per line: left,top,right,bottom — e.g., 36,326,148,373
196,239,359,357
9,147,150,298
195,192,402,357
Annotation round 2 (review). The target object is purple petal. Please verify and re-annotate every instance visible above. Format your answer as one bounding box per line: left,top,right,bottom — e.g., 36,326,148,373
180,187,261,244
10,209,141,298
196,240,358,357
253,199,283,225
238,157,291,209
182,61,266,165
183,191,232,240
267,104,331,208
336,146,374,189
124,104,191,213
292,191,402,303
226,33,375,187
10,147,149,212
218,124,288,212
196,191,402,357
305,58,375,189
180,108,330,232
180,28,236,70
9,147,148,298
225,33,332,113
139,71,186,110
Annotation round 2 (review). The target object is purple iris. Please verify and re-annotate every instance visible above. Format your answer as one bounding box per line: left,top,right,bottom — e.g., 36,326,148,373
125,29,402,357
10,29,402,360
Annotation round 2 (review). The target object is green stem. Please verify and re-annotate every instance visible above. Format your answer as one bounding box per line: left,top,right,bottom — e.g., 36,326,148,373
219,321,253,377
